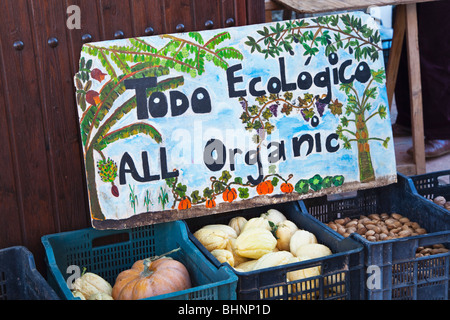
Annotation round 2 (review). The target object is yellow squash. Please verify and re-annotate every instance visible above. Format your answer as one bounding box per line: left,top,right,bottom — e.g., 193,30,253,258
235,228,277,259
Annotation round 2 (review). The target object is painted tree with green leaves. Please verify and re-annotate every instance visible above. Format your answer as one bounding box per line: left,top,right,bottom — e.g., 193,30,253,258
75,32,243,220
244,13,387,184
330,69,390,183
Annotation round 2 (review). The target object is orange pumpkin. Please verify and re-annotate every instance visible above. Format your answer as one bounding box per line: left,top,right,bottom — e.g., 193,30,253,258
205,199,216,208
112,256,191,300
178,198,192,210
280,182,294,194
257,181,274,195
222,188,237,203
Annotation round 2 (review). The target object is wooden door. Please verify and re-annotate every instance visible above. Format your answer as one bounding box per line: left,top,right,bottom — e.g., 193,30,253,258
0,0,265,274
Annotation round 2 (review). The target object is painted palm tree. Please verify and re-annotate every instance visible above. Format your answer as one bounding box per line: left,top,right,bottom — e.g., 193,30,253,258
75,32,243,220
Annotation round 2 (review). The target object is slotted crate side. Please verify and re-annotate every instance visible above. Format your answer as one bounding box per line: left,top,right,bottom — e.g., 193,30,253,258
42,221,237,300
0,246,59,300
300,174,450,300
184,201,365,300
409,170,450,209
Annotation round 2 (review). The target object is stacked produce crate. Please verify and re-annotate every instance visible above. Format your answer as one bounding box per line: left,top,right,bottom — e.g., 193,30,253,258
184,201,365,300
42,221,237,300
409,170,450,211
300,173,450,300
0,246,59,300
40,173,450,300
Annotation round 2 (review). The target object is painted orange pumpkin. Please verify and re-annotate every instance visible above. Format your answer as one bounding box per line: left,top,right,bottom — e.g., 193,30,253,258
257,181,274,195
266,181,274,194
280,182,294,194
205,199,216,209
178,198,192,210
112,257,191,300
222,188,237,203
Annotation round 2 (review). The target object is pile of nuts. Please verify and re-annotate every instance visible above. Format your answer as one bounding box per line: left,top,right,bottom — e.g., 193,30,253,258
326,212,449,257
416,244,449,258
326,212,427,242
431,196,450,210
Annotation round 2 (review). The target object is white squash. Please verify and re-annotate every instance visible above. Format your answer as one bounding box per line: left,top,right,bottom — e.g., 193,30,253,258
261,209,287,225
286,256,302,282
202,224,238,239
279,220,298,233
210,249,235,267
253,251,294,271
235,228,277,259
294,243,332,260
193,228,230,252
287,256,321,282
287,256,320,300
234,260,258,272
228,217,248,236
289,230,318,256
241,217,271,233
276,220,299,251
255,248,289,300
227,238,249,266
87,292,114,300
72,272,113,300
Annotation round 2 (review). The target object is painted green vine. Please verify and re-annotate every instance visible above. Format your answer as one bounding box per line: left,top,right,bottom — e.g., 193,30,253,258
165,169,295,210
165,169,347,210
245,14,382,62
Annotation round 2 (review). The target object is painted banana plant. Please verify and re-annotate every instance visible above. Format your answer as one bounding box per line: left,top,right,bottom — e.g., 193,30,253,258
75,31,243,220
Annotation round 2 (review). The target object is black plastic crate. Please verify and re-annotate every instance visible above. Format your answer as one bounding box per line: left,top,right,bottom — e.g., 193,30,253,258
0,246,59,300
409,169,450,210
184,201,364,300
301,173,450,300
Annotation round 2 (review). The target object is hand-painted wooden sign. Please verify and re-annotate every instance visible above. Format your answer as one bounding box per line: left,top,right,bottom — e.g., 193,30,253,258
75,12,397,230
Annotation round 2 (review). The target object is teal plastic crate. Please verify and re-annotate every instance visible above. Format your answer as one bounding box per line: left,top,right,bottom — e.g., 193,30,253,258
0,246,59,300
185,201,365,300
41,221,237,300
301,173,450,300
